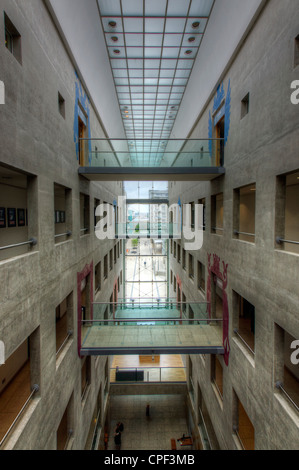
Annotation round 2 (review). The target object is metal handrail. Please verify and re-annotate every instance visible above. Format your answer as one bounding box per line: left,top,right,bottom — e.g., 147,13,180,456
276,237,299,246
275,381,299,412
82,318,222,324
234,329,255,356
80,138,225,142
93,300,209,305
212,227,224,231
234,230,255,237
64,430,74,451
55,231,72,239
90,408,102,450
111,366,186,371
213,379,223,399
110,366,187,384
0,238,37,252
0,384,39,448
56,330,73,357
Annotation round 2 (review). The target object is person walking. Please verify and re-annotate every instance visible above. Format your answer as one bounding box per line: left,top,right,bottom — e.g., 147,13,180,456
114,429,121,450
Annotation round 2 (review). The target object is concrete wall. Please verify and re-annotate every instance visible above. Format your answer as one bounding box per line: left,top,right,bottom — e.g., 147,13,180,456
0,0,123,450
170,0,299,450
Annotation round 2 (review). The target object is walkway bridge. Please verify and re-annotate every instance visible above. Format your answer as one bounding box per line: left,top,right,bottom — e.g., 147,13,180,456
78,138,225,181
79,300,224,356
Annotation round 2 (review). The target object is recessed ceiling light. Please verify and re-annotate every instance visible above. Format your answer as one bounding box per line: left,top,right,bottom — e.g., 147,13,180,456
111,36,119,42
188,36,196,43
109,21,117,28
113,49,120,55
192,21,200,29
185,50,193,55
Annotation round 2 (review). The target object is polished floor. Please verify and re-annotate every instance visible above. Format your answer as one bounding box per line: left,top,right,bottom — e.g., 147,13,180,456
110,354,186,383
107,394,191,451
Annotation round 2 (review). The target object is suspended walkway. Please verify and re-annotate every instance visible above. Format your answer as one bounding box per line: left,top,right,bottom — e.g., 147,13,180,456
79,300,224,356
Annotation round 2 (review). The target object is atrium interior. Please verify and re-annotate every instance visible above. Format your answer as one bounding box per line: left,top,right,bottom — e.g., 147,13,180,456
0,0,298,451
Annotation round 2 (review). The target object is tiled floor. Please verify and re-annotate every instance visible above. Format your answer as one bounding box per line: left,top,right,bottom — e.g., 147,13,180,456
107,394,191,451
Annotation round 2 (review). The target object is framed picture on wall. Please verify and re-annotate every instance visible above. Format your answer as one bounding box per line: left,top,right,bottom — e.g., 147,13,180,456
0,208,6,228
7,208,16,227
60,211,65,223
55,210,60,224
17,208,26,227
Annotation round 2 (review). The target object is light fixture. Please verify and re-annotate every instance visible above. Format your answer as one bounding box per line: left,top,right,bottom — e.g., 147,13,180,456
188,36,196,43
192,21,200,29
111,36,119,42
109,20,117,28
185,50,193,55
113,49,120,55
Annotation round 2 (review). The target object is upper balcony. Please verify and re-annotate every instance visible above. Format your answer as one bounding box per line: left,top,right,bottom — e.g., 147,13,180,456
78,138,225,182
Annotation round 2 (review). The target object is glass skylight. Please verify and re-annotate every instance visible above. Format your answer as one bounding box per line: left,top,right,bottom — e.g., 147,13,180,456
97,0,215,166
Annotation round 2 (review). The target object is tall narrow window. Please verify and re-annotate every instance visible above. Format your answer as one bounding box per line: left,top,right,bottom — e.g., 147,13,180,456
95,261,101,293
58,92,65,119
104,255,108,280
211,193,224,235
275,170,299,254
54,183,72,243
211,355,223,401
56,293,73,357
189,254,194,280
215,117,224,166
4,13,22,64
294,35,299,68
78,116,87,167
197,261,205,293
80,193,90,236
198,198,206,231
233,184,256,243
233,393,255,451
233,292,255,355
274,324,299,412
241,93,250,119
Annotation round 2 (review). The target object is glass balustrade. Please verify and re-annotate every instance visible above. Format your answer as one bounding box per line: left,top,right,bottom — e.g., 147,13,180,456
79,139,224,169
114,222,181,238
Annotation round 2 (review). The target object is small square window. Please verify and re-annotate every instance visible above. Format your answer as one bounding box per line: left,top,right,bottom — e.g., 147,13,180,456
58,93,65,119
4,13,22,64
294,35,299,68
241,93,249,119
